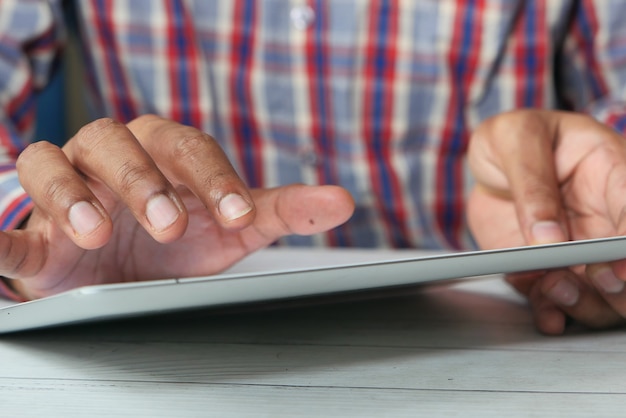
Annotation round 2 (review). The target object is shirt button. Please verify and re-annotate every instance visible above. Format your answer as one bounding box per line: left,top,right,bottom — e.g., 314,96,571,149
290,5,315,30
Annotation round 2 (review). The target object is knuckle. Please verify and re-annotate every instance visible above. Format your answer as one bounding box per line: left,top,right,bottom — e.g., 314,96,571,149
484,110,547,148
172,133,214,162
520,177,554,202
202,167,231,189
76,117,118,139
172,133,234,189
73,118,122,156
473,110,543,150
126,114,169,142
41,173,78,205
17,141,56,169
114,160,156,195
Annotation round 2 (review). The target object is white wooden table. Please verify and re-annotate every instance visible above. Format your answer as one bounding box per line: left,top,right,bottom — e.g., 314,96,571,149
1,255,625,417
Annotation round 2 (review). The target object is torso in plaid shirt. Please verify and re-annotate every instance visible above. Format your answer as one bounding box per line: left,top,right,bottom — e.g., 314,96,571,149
2,0,626,251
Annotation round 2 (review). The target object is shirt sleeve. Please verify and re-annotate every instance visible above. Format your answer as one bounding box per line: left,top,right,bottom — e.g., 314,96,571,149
0,0,65,228
0,0,65,299
558,0,626,134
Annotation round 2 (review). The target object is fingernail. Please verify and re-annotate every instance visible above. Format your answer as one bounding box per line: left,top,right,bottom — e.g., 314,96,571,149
591,268,625,294
219,193,252,221
545,278,579,306
146,194,180,232
69,201,105,236
531,221,565,244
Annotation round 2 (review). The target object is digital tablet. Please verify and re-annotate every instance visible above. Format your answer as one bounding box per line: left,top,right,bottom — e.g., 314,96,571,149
1,236,626,333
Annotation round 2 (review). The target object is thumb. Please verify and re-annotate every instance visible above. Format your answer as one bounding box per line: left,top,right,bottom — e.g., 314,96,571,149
247,184,355,243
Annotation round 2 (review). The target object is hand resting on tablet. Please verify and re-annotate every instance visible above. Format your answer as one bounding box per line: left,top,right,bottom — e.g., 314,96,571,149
2,116,354,300
468,110,626,335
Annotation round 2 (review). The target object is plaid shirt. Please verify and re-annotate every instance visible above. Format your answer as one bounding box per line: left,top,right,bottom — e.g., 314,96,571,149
2,0,626,251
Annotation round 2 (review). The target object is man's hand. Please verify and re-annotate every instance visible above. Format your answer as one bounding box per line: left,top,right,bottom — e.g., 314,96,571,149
3,115,354,300
467,109,626,335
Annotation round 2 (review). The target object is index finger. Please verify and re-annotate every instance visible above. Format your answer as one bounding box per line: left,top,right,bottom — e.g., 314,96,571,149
469,110,568,245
